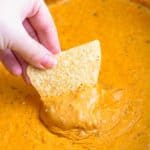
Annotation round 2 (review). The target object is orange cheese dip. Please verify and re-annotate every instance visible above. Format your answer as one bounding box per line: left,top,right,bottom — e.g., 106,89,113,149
0,0,149,149
40,86,101,139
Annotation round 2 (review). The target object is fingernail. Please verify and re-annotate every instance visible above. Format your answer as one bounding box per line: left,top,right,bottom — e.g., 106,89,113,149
51,48,61,54
40,54,57,68
52,45,61,54
55,48,61,54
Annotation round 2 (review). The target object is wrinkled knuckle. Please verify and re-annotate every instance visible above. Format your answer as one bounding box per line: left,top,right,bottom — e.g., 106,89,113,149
31,0,42,16
0,35,10,50
0,20,14,50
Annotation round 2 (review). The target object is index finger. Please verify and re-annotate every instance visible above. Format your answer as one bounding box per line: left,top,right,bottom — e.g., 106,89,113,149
29,1,61,54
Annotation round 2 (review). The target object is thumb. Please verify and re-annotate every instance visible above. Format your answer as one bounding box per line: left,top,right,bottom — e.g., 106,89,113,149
11,24,57,69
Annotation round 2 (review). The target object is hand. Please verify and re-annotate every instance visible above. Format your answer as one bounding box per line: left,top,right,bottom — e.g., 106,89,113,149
0,0,61,83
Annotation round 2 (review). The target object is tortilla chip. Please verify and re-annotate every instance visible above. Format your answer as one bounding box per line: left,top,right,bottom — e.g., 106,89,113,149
27,40,101,97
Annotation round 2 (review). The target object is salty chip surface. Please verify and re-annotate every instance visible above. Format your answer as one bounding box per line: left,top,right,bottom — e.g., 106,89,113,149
27,40,101,97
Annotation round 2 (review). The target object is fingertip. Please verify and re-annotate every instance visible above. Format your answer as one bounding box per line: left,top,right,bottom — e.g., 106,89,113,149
50,41,61,54
47,45,61,55
12,66,22,76
53,47,61,54
40,54,57,69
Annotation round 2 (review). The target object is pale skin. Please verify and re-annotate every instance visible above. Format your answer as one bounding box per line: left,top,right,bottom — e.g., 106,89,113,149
0,0,61,83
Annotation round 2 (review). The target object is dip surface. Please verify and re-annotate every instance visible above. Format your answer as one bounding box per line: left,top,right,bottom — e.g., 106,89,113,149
0,0,149,149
